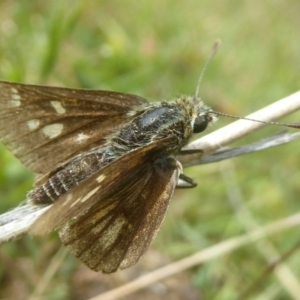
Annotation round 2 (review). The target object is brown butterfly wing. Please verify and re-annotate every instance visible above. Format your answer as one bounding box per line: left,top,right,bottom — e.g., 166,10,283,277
62,157,179,273
30,138,179,273
0,81,147,174
29,137,176,233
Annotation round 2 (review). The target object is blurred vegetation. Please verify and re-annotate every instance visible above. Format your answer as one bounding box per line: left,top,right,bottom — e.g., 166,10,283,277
0,1,299,299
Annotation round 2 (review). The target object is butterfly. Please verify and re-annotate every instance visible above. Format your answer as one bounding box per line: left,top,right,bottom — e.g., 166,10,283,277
0,80,217,273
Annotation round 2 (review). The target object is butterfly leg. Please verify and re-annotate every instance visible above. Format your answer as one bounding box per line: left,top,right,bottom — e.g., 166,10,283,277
179,148,203,155
176,173,197,188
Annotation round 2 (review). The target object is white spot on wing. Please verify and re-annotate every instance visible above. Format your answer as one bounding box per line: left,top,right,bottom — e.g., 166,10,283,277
42,123,63,139
50,101,66,114
63,194,74,206
96,174,106,183
10,88,21,107
11,88,21,100
75,133,89,143
80,186,100,203
27,119,40,130
70,197,82,208
70,186,100,208
10,100,21,107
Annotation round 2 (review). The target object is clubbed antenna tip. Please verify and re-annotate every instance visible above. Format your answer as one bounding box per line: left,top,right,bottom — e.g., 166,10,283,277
194,39,222,102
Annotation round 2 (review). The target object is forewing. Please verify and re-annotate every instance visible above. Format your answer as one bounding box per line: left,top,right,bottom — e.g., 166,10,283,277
0,81,147,174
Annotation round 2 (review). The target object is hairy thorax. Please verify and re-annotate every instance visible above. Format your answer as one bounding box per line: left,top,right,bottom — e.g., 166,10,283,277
109,98,196,156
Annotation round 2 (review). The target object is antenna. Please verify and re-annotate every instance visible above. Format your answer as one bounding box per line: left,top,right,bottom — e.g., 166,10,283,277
211,111,300,129
194,39,221,102
194,40,300,130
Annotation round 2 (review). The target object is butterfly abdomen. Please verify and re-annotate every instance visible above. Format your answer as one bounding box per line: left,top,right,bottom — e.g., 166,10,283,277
28,150,115,205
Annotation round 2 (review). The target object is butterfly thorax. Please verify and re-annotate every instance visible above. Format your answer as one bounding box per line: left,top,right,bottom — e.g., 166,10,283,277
109,97,197,156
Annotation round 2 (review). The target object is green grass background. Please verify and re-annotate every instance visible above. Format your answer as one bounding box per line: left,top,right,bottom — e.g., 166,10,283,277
0,1,299,299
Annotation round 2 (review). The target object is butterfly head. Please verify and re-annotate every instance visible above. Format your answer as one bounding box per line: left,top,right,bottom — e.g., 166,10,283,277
193,98,218,133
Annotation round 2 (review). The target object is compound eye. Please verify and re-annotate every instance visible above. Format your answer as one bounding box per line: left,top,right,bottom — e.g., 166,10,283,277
193,115,209,133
